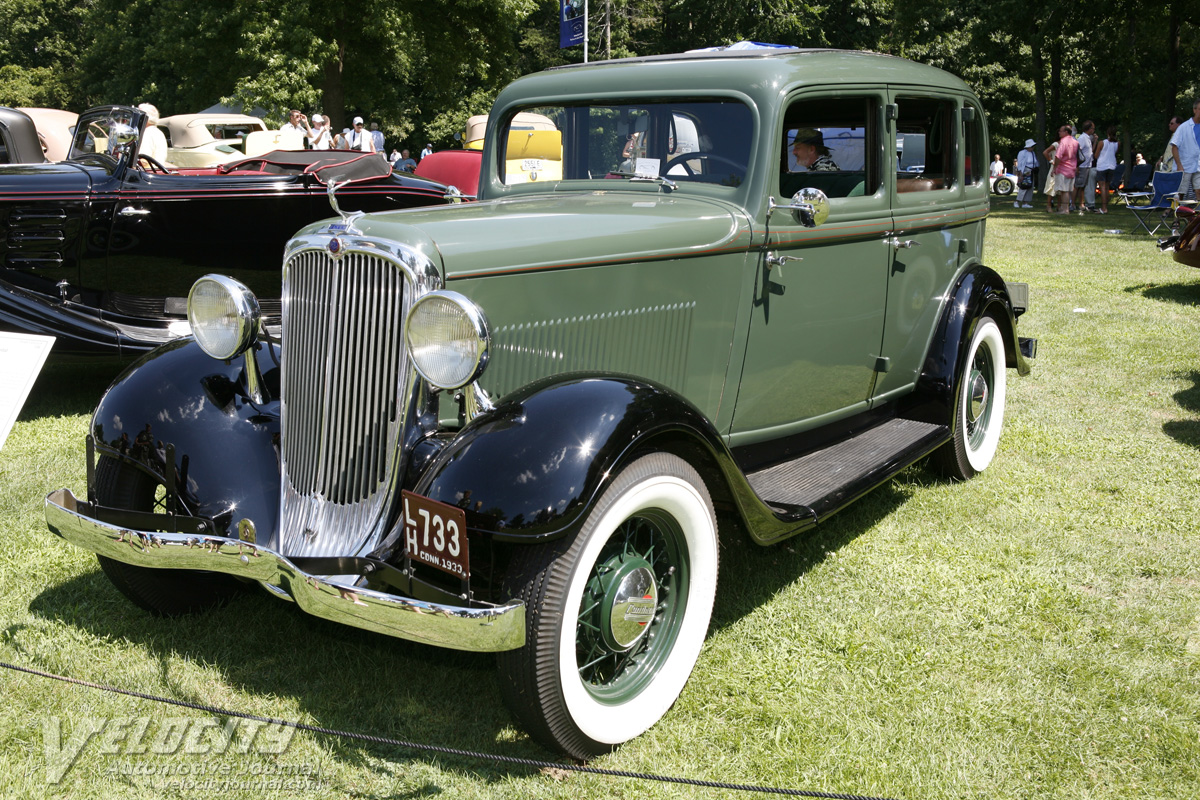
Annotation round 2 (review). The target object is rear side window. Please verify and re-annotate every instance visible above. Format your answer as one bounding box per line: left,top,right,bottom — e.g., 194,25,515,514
962,104,985,187
895,96,957,190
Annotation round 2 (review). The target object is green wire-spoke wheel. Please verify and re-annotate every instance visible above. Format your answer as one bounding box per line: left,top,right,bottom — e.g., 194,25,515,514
498,453,718,760
933,315,1007,480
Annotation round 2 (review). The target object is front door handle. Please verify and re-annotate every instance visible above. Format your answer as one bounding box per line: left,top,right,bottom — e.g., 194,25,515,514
887,237,920,250
118,206,150,217
764,251,802,275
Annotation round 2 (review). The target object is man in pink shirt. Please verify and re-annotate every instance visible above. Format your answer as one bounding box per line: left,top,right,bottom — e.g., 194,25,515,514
1053,125,1079,214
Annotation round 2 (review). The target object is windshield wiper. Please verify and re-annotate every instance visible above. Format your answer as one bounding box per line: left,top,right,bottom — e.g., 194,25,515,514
608,171,677,192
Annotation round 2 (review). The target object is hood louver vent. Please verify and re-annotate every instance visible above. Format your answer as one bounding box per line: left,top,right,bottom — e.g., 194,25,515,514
5,207,69,269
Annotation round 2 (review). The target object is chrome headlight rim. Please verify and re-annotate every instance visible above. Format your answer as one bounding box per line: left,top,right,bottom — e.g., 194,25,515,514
187,274,261,360
404,290,490,391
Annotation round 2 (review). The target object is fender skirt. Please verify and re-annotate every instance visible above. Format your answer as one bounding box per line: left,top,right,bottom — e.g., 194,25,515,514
88,337,282,545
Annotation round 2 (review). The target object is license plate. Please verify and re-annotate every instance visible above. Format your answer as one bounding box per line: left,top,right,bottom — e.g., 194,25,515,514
401,491,469,579
522,158,543,172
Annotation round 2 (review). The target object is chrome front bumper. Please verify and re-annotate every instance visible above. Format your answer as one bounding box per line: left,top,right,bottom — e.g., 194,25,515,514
45,489,525,652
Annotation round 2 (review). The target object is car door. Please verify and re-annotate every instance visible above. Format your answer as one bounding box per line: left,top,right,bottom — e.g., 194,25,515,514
872,91,988,402
729,89,893,445
106,166,316,318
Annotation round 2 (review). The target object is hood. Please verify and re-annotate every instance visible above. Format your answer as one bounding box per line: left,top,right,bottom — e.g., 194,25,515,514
0,161,98,197
350,191,750,278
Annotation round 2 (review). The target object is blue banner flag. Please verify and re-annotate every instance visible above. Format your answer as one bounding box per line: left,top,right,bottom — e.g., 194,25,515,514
560,0,584,49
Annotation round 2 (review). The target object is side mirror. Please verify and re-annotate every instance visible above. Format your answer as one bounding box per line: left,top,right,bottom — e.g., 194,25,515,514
768,187,830,228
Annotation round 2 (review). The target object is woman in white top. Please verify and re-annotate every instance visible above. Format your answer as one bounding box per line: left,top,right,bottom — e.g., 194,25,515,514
308,114,331,150
1093,126,1119,214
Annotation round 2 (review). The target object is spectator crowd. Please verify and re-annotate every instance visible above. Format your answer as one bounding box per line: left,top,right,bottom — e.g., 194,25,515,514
1009,98,1200,212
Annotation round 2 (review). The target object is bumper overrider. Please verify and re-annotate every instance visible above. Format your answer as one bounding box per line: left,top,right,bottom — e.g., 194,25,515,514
45,489,525,652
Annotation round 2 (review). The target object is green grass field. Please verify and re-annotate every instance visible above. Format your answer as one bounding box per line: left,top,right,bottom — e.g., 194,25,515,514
2,202,1198,799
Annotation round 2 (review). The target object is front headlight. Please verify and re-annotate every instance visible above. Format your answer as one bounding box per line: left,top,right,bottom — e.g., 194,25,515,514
405,290,490,390
187,275,260,360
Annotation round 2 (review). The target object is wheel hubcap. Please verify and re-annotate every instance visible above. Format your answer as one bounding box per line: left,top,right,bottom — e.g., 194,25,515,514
967,370,989,425
603,564,658,650
965,347,994,449
575,511,687,703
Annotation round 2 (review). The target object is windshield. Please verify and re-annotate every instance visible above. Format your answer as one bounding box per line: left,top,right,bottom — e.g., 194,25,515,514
69,108,137,162
500,100,752,189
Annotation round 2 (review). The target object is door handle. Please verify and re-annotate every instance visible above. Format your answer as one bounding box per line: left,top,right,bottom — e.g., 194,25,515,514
887,237,920,250
764,251,802,275
118,206,150,217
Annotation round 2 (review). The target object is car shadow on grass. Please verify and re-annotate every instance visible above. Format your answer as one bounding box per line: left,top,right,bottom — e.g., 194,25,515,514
22,568,547,789
1127,281,1200,307
17,354,132,421
710,474,915,632
1164,370,1200,449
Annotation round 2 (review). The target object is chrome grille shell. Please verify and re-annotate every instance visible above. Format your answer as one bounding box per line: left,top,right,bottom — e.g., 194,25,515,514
279,234,441,558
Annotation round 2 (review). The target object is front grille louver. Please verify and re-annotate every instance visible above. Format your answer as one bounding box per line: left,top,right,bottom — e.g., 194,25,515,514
278,246,413,559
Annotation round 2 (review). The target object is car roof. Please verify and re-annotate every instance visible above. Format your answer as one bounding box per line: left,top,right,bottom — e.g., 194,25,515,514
159,113,267,146
18,108,78,162
506,48,971,103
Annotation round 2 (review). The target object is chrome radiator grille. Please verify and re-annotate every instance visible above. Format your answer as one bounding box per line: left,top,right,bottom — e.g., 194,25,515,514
278,246,411,558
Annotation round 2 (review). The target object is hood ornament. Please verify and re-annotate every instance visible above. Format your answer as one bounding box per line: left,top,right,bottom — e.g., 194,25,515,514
325,179,365,235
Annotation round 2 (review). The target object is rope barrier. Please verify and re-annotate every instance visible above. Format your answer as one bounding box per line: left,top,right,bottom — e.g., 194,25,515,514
1,659,899,799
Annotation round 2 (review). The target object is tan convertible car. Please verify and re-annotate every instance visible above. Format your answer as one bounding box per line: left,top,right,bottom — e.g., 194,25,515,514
157,113,302,167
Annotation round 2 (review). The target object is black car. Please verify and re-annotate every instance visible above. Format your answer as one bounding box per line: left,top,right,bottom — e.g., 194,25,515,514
0,107,48,165
0,105,451,355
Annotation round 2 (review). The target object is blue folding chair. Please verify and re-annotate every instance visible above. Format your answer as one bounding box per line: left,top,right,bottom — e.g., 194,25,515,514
1116,163,1154,204
1127,171,1184,235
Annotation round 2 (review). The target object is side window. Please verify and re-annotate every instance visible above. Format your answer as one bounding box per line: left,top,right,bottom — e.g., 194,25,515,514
778,96,878,201
962,103,985,187
895,96,957,191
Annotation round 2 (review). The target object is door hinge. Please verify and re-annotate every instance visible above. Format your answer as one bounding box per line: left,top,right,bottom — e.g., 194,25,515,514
874,356,890,373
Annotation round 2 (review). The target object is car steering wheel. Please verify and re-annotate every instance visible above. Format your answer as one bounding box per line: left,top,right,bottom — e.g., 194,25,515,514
664,151,746,177
138,153,170,174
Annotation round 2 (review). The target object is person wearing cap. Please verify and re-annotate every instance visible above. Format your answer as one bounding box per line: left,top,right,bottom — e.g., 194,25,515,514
347,117,376,153
421,143,433,160
136,103,171,166
308,113,331,150
1015,138,1037,208
790,128,838,172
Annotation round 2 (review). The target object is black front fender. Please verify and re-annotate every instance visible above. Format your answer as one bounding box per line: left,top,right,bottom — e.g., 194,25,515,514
412,375,730,543
89,337,281,543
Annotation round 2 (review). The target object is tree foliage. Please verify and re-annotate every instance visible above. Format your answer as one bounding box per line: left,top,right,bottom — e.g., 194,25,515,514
0,0,1197,160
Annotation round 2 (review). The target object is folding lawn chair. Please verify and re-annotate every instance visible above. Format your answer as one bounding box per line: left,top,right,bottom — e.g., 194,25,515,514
1116,163,1154,204
1126,171,1184,235
1116,164,1153,206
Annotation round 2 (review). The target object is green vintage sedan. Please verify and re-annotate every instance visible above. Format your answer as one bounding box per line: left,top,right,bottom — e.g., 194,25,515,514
47,47,1035,759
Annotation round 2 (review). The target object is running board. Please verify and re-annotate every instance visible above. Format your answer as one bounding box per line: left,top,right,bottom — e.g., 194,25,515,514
745,418,948,524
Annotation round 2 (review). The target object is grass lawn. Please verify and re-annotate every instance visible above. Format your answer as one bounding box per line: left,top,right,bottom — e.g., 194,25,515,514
2,200,1198,799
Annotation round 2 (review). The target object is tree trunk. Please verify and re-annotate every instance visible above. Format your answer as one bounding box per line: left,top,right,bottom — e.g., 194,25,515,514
1032,38,1047,171
321,41,345,132
1165,8,1180,117
1122,12,1135,169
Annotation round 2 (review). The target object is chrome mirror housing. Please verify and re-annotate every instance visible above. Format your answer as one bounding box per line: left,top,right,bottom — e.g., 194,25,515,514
768,187,830,228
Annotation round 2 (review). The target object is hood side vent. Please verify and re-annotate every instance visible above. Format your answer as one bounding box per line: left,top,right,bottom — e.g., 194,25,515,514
5,207,69,269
